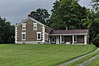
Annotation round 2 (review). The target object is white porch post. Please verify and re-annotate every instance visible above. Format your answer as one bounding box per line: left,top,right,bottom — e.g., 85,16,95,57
60,35,62,44
49,36,50,44
84,35,87,44
72,35,74,44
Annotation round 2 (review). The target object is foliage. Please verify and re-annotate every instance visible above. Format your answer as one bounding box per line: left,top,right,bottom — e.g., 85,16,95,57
48,0,99,46
28,8,50,25
50,0,87,29
0,44,96,66
0,17,15,44
91,0,99,12
92,34,99,47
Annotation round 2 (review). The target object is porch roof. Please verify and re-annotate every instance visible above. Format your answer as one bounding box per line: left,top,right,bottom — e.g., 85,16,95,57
50,29,88,35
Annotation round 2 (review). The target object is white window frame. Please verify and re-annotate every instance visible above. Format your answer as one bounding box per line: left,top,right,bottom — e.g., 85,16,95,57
22,23,26,30
21,32,26,40
33,23,37,30
52,37,55,43
37,32,41,40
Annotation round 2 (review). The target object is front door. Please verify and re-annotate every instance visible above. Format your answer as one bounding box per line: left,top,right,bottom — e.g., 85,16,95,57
56,36,59,44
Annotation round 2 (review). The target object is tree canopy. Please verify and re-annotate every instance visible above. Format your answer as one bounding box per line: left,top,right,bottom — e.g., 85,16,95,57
50,0,88,30
28,8,50,26
0,17,15,44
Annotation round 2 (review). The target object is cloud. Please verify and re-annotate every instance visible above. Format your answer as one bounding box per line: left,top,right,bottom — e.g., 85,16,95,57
0,0,92,24
0,0,55,24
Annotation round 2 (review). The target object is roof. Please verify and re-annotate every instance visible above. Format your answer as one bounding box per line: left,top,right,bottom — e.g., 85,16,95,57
16,17,53,30
50,29,88,35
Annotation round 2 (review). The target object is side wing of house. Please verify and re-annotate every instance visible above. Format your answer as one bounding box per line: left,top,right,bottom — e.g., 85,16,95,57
15,17,51,44
49,30,89,44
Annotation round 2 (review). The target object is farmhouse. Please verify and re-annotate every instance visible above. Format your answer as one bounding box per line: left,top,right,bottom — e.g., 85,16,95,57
15,17,89,44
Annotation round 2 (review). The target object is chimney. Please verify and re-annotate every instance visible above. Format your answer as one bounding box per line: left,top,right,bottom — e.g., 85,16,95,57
66,27,68,30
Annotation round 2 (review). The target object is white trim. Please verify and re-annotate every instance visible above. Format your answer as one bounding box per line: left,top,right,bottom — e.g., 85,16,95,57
37,32,42,40
60,36,62,44
33,23,37,30
15,26,17,43
84,35,87,44
22,23,26,30
16,41,44,44
42,26,45,42
72,35,74,44
21,32,26,40
50,33,88,36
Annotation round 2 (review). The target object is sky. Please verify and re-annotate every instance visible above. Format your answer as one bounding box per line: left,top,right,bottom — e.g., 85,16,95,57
0,0,92,25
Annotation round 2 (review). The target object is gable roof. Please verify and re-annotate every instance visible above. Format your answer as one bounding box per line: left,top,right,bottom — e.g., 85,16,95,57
50,29,88,35
16,17,53,30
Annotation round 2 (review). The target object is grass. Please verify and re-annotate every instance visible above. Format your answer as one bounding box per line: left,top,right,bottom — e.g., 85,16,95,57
86,54,99,66
0,44,96,66
67,46,99,66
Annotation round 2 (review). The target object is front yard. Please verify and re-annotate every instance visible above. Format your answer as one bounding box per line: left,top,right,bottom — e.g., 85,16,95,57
0,44,96,66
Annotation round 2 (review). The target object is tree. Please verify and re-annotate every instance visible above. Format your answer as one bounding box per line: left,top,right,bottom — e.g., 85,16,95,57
50,0,87,29
28,8,50,25
91,0,99,12
92,34,99,47
49,0,66,29
0,17,15,44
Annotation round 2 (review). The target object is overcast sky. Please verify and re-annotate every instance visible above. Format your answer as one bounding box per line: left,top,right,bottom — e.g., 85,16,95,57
0,0,92,24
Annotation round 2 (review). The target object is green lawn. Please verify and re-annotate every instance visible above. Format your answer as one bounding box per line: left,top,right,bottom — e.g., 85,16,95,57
67,47,99,66
0,44,96,66
86,55,99,66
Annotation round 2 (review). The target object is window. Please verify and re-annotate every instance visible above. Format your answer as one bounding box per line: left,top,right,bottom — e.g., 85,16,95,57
37,32,41,40
33,23,37,30
22,23,26,30
74,36,77,41
52,37,55,43
22,32,26,40
62,36,64,43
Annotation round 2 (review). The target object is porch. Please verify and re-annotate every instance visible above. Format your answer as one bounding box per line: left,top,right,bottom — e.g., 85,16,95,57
49,35,88,44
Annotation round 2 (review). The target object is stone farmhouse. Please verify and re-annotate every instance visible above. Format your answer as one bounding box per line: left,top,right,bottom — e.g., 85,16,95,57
15,17,89,44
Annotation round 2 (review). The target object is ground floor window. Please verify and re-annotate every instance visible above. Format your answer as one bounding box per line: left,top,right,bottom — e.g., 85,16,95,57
74,36,77,41
37,32,41,40
22,32,26,40
62,36,64,43
52,37,55,43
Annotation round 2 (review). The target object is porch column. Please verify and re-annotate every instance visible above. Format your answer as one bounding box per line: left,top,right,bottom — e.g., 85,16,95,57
84,35,87,44
60,35,62,44
72,35,74,44
49,37,50,44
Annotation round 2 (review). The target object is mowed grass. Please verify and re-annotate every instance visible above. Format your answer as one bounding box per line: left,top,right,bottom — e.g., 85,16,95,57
86,55,99,66
67,47,99,66
0,44,96,66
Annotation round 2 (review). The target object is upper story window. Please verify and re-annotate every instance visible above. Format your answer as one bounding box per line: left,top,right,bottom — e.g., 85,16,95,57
37,32,41,40
33,23,37,30
22,23,26,30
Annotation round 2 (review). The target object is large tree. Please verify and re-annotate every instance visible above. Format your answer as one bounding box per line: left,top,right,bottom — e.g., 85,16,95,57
28,8,50,25
50,0,87,30
0,17,15,44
